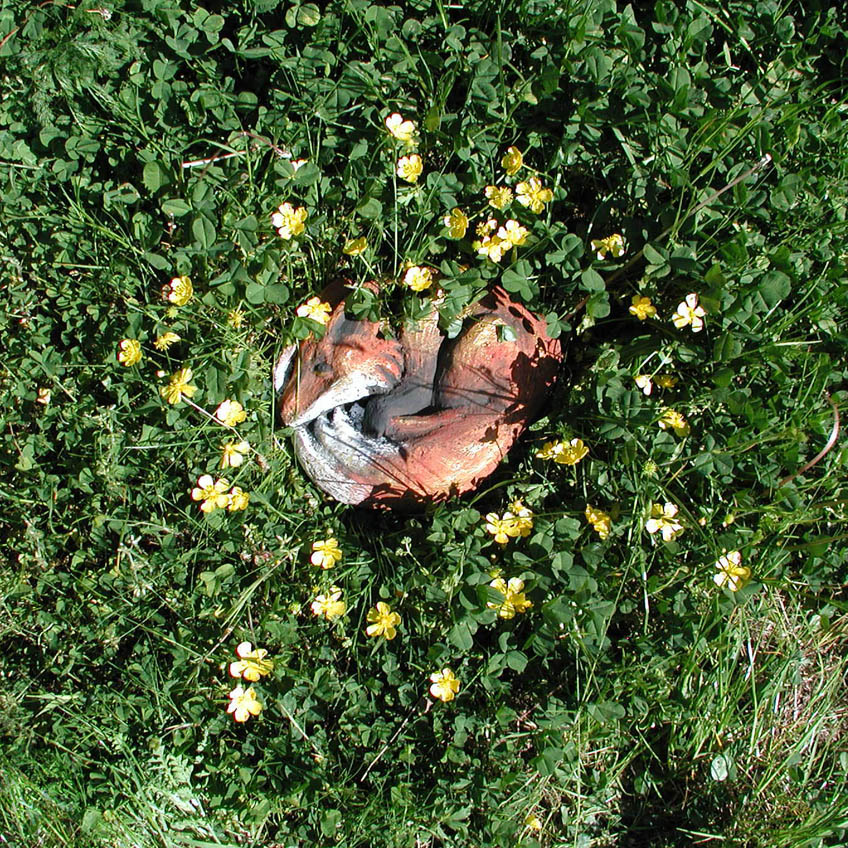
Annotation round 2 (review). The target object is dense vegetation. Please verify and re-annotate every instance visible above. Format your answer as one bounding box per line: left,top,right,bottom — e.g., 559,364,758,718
1,0,847,845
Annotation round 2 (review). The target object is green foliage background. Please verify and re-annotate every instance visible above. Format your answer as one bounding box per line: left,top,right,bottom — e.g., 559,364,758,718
1,0,847,845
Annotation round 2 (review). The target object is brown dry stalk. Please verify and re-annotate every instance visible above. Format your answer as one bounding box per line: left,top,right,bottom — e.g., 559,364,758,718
779,392,841,488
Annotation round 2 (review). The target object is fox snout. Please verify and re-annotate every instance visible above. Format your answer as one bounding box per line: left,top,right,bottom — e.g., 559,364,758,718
279,300,404,428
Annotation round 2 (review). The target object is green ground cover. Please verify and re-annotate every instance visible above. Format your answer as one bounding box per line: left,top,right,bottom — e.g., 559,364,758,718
2,0,847,845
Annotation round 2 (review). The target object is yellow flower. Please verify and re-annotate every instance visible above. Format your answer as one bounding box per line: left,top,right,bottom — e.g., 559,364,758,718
227,308,245,329
645,502,684,542
524,813,543,831
227,686,262,722
536,437,588,466
635,375,653,395
215,399,247,427
629,295,657,320
397,153,423,183
191,474,230,513
402,265,434,292
343,237,368,256
474,233,508,263
656,374,678,389
271,202,308,240
515,176,553,214
671,293,706,332
229,641,274,682
220,440,250,469
487,576,533,619
429,668,460,702
311,586,346,620
713,551,751,592
497,219,529,248
476,218,498,238
310,538,342,569
591,233,625,260
485,185,513,209
163,275,193,306
296,296,332,325
384,112,416,144
365,601,401,640
117,338,142,366
585,505,612,540
505,499,534,538
501,146,523,176
443,208,468,239
36,387,51,406
658,409,690,438
153,331,180,351
160,367,197,405
227,486,250,511
485,513,513,545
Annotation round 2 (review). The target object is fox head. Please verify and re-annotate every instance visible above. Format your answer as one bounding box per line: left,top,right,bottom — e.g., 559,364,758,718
277,283,404,428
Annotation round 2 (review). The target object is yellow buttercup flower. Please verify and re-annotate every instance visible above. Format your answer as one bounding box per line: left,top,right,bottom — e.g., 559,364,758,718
117,339,142,366
365,601,401,640
505,499,534,538
497,219,529,248
485,185,513,210
227,308,245,329
215,399,247,427
191,474,230,513
396,153,423,183
384,112,417,144
311,586,346,620
516,176,553,213
271,202,308,240
585,505,612,540
501,146,523,176
591,233,625,260
487,577,532,619
429,668,460,702
635,375,653,395
310,538,342,569
229,641,274,682
227,486,250,511
713,551,751,592
656,374,678,389
160,367,197,405
153,332,180,351
474,232,508,263
343,237,368,256
524,814,543,832
476,218,498,238
671,293,706,332
443,208,468,239
227,686,262,722
658,408,690,438
645,502,684,542
220,440,250,469
163,275,193,306
296,296,332,325
485,513,513,545
629,295,657,320
536,438,588,466
403,265,434,292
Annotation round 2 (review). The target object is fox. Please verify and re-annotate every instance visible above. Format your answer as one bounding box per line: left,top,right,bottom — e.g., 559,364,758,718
276,282,561,510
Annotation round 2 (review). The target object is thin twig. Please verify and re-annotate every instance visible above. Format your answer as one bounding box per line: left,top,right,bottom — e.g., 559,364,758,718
562,153,774,323
359,696,430,782
605,153,774,288
182,150,248,169
778,392,840,488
